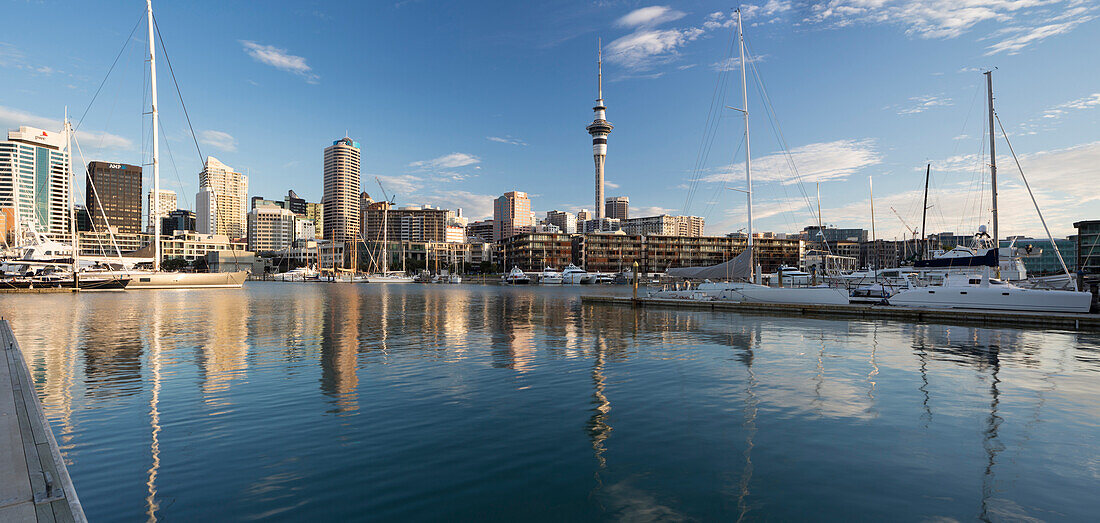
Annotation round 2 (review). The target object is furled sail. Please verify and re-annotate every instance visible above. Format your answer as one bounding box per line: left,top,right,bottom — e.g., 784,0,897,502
666,249,752,280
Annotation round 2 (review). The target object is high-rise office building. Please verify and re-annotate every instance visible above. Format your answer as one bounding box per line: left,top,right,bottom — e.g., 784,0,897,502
545,210,577,234
467,219,494,242
148,189,177,232
247,203,298,253
305,201,323,238
85,161,141,234
323,137,361,245
0,126,71,241
586,44,613,220
285,189,306,215
161,209,196,234
196,156,248,238
604,196,628,220
493,191,533,242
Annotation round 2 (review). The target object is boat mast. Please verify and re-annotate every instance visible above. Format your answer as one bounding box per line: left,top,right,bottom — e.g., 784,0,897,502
66,108,79,284
869,176,877,274
921,163,930,259
736,8,754,281
984,71,998,250
147,0,161,271
381,201,388,273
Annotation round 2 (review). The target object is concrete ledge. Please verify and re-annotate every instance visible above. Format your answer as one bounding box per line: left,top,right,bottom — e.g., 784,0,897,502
0,319,85,522
581,295,1100,331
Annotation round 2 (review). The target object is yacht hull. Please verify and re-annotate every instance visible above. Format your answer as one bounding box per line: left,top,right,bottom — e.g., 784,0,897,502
888,287,1092,313
125,271,248,289
716,284,850,305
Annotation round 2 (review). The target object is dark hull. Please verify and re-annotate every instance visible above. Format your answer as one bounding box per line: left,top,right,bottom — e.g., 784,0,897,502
0,278,130,290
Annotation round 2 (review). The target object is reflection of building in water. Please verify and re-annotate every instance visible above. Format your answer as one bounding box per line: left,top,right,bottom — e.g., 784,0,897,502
320,285,360,413
82,299,146,399
587,338,611,469
197,291,251,400
489,292,538,371
10,296,82,441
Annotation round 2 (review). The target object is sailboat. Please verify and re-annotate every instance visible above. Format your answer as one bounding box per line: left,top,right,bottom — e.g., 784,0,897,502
650,9,848,306
364,195,412,283
888,71,1091,313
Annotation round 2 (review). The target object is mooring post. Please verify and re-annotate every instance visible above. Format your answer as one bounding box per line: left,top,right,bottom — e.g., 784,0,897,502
632,261,639,303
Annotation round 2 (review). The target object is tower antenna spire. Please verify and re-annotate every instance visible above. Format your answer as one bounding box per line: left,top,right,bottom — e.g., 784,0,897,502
597,38,603,102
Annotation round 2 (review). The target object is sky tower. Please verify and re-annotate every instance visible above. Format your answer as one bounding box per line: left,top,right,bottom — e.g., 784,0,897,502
586,39,613,220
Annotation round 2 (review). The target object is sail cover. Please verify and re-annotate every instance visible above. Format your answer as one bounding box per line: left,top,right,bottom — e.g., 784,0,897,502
666,249,752,280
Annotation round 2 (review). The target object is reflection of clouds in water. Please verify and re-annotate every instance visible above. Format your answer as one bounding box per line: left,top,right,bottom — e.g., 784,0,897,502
598,478,687,522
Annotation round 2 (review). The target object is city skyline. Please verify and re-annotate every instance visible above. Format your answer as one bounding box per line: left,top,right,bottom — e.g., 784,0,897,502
1,1,1098,238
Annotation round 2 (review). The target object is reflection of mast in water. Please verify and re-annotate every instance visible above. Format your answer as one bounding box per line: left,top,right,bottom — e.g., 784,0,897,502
145,292,164,522
866,324,879,406
587,338,611,469
812,331,826,415
979,343,1003,523
736,326,759,523
915,327,933,426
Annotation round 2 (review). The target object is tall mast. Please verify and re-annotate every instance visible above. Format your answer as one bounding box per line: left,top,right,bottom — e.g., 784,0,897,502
869,176,877,272
921,163,930,259
985,71,998,248
737,8,754,279
66,108,79,283
381,201,388,273
147,0,161,271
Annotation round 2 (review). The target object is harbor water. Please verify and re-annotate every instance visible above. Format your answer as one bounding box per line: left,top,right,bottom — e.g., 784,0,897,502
1,282,1098,520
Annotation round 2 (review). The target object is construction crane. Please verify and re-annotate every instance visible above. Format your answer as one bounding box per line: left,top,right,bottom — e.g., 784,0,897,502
889,206,918,240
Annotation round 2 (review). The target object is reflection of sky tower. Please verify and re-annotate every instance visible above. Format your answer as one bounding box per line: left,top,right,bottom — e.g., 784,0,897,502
586,40,613,220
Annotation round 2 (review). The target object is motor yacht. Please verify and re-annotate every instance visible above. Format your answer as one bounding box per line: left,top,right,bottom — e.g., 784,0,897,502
503,267,531,284
561,264,595,284
887,271,1092,313
539,267,563,284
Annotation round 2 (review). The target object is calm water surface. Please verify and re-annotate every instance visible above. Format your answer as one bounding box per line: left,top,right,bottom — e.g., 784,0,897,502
1,282,1098,521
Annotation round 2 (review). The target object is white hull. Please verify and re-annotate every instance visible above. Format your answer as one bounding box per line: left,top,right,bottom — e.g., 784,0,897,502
365,274,415,283
888,286,1092,313
716,283,850,305
539,276,563,284
120,270,248,289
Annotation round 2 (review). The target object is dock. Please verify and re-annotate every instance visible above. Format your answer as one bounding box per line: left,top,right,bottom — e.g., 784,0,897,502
581,295,1100,331
0,320,85,522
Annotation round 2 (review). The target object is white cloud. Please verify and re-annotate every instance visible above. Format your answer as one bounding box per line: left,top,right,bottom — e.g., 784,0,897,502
487,136,527,146
893,94,954,115
605,26,704,70
239,40,319,83
634,205,675,217
409,152,480,170
803,1,1096,55
703,139,882,185
421,190,497,220
1041,92,1100,119
615,6,685,28
198,130,237,152
710,54,767,72
372,174,421,196
604,180,620,189
0,105,133,152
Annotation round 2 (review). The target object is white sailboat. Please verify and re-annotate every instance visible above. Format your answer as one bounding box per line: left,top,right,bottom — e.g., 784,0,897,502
74,0,247,289
651,10,848,306
363,194,413,283
888,71,1091,313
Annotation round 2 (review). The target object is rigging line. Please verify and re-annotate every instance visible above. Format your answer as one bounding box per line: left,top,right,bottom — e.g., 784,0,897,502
72,132,123,258
952,82,984,157
156,117,189,214
683,26,737,214
75,13,144,132
699,131,746,223
744,42,800,235
152,14,205,164
745,39,823,247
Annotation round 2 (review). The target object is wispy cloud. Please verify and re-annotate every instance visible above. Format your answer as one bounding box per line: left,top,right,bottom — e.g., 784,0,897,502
710,54,767,72
803,1,1097,55
239,40,319,83
703,139,881,185
198,130,237,152
487,136,527,146
0,105,132,152
1041,92,1100,119
891,94,954,115
615,6,685,28
409,152,480,170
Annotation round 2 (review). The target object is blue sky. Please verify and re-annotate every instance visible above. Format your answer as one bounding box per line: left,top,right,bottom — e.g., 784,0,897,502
2,0,1098,238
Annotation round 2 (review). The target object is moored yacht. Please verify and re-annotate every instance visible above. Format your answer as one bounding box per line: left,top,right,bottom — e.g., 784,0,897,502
503,267,531,284
539,267,563,284
561,264,595,284
887,272,1091,313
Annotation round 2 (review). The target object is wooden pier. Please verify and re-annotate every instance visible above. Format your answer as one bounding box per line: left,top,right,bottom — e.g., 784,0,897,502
581,295,1100,331
0,320,84,522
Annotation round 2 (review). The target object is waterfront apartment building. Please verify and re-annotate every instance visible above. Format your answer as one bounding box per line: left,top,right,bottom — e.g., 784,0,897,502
545,210,578,234
802,226,868,245
502,233,573,271
85,161,141,234
362,202,452,243
0,126,70,242
196,156,248,239
604,196,629,220
148,189,177,232
493,191,533,242
467,219,494,242
859,239,902,269
567,233,802,274
572,232,644,273
620,214,705,237
323,137,361,244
